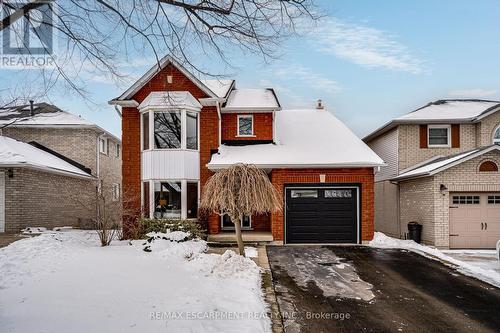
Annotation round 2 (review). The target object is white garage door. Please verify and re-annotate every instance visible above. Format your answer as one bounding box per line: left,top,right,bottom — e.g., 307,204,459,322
449,193,500,248
0,172,4,233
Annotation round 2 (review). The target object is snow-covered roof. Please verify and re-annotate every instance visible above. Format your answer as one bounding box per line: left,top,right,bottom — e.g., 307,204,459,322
0,103,94,126
222,88,281,112
0,103,120,142
392,145,500,181
138,91,202,111
0,136,93,178
208,109,384,169
364,99,500,142
201,79,234,98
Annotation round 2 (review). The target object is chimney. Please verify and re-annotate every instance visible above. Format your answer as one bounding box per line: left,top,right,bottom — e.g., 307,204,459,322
29,100,34,116
316,99,324,110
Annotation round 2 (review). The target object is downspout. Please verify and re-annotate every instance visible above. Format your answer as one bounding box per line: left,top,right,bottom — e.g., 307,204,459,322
216,100,222,146
114,105,122,118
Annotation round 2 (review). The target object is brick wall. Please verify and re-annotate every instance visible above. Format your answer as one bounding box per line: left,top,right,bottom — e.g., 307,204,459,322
2,168,95,232
122,63,216,236
221,113,273,141
270,168,375,242
399,150,500,248
477,111,500,146
398,124,477,171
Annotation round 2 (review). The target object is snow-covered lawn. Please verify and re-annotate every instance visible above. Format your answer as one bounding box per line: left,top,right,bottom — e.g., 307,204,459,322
369,232,500,288
0,230,270,333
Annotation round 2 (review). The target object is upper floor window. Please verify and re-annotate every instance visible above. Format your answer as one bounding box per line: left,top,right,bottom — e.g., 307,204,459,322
237,115,253,136
154,112,182,149
428,125,450,147
493,126,500,144
99,137,108,154
115,143,121,158
186,112,198,150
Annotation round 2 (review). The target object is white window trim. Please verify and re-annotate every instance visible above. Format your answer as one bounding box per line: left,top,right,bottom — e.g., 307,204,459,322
99,137,108,154
428,124,451,148
237,114,254,137
493,125,500,144
115,143,121,158
145,109,200,151
220,214,252,230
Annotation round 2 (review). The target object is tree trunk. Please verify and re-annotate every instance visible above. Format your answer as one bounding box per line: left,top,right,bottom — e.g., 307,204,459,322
233,214,245,256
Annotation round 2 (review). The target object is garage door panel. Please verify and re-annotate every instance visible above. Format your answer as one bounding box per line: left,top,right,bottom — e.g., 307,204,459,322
450,193,500,249
286,187,358,244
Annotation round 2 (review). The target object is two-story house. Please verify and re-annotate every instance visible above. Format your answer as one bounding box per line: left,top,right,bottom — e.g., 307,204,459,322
0,102,122,232
110,55,384,244
364,99,500,249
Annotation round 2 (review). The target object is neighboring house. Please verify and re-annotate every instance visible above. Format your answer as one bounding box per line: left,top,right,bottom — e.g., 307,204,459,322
364,99,500,249
110,56,383,244
0,103,122,232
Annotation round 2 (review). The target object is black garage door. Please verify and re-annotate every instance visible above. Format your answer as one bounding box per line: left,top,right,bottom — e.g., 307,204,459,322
285,186,358,244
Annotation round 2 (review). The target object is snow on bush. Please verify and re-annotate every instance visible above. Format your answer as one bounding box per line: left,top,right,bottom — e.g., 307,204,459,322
369,232,500,288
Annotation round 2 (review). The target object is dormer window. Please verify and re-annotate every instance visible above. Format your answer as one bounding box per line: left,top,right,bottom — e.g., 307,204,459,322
428,125,450,147
237,115,253,136
493,125,500,144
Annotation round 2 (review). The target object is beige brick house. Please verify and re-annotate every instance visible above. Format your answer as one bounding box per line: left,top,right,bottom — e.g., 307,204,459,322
364,99,500,249
0,103,121,232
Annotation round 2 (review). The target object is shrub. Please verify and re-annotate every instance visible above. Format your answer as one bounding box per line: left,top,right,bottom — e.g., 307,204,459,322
139,218,206,240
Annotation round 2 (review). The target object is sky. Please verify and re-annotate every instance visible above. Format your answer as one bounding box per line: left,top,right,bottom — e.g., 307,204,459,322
1,0,500,138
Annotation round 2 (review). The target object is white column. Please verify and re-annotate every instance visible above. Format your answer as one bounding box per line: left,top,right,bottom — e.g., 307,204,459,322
148,110,154,149
181,179,187,219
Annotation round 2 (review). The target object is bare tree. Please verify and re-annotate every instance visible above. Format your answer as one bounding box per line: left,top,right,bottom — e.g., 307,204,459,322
0,0,319,101
200,163,281,256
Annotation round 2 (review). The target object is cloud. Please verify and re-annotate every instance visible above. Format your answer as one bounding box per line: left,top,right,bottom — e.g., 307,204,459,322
448,89,498,98
308,18,425,74
272,64,340,95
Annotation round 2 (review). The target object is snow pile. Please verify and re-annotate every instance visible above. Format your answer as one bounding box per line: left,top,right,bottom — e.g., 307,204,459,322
21,226,48,234
135,232,207,259
245,246,258,258
0,230,270,333
145,230,191,242
497,241,500,260
369,232,500,288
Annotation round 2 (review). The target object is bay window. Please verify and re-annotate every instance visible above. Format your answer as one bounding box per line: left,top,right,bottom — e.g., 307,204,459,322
141,109,199,151
144,180,198,220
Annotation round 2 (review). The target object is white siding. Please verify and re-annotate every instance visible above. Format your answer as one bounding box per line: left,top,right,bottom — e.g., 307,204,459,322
368,128,399,182
0,172,4,232
141,150,200,180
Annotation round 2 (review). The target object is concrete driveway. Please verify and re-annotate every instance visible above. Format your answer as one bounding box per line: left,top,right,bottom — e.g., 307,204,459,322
267,246,500,333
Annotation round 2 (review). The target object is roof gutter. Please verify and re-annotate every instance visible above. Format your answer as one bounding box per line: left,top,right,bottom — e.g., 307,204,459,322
207,162,385,171
0,163,94,180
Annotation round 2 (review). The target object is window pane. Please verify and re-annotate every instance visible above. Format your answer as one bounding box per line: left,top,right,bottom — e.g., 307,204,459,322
154,181,182,219
142,113,149,150
325,189,353,198
452,195,480,205
238,116,253,136
429,128,449,145
494,127,500,143
154,112,181,149
291,190,318,198
187,182,198,219
488,196,500,204
186,112,198,150
143,182,150,218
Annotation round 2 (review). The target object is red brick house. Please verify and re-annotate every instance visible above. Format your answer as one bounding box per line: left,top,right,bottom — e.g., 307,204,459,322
109,56,383,244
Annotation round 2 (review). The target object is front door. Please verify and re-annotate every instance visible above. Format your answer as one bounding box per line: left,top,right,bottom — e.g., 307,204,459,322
221,214,251,229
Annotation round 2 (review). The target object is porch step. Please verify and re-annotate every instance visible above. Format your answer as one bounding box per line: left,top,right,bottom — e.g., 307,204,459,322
207,231,274,244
